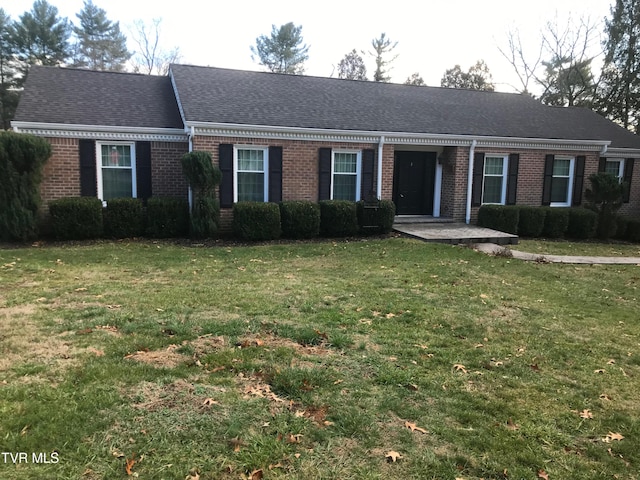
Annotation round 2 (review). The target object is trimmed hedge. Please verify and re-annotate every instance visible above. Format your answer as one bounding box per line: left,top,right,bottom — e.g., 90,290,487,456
517,206,546,237
542,207,569,238
181,151,221,238
567,208,597,240
233,202,281,241
279,201,320,239
357,200,396,235
49,197,103,240
103,198,144,238
477,205,519,234
319,200,359,237
627,219,640,243
614,216,629,240
146,197,189,238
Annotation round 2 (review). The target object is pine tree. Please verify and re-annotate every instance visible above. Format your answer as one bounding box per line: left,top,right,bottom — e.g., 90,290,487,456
72,0,130,71
337,49,367,80
441,60,494,91
598,0,640,132
369,33,397,82
12,0,71,87
251,22,309,74
0,8,19,129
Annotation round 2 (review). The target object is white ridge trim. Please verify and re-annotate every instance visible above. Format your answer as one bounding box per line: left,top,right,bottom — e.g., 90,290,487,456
10,122,188,142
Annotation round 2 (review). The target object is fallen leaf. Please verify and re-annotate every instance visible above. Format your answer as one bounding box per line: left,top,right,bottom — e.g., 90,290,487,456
210,366,225,373
537,469,549,480
579,409,593,419
594,369,606,374
76,328,93,335
454,364,467,373
294,453,301,459
268,463,283,470
229,437,244,452
530,364,540,371
75,287,87,292
20,425,29,436
405,421,428,434
599,394,612,401
249,469,263,479
87,347,104,357
604,432,624,442
125,454,136,475
286,433,303,443
385,451,402,462
406,383,419,391
185,470,200,480
385,312,396,318
202,398,218,406
506,418,520,430
607,359,616,365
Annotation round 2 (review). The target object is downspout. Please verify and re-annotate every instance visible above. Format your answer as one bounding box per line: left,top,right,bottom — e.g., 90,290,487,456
465,139,478,224
377,136,384,199
600,144,608,156
188,125,194,211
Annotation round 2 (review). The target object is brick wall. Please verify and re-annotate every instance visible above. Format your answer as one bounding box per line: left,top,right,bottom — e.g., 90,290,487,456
150,141,189,198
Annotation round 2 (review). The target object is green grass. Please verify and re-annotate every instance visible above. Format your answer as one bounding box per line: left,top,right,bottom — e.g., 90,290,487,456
0,238,638,479
517,238,640,257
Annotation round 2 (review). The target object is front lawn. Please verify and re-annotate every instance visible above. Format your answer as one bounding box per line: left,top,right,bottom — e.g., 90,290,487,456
0,238,638,479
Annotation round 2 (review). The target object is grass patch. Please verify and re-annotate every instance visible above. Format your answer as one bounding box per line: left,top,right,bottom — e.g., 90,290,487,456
0,238,638,479
517,238,640,257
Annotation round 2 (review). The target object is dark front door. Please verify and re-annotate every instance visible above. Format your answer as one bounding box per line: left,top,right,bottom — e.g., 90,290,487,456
393,151,436,215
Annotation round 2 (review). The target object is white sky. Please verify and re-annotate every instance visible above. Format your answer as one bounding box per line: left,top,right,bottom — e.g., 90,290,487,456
5,0,614,93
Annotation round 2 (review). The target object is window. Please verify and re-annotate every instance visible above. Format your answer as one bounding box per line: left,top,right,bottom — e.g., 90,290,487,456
234,147,268,202
550,157,574,206
97,142,136,201
604,158,624,182
332,151,361,201
482,155,508,204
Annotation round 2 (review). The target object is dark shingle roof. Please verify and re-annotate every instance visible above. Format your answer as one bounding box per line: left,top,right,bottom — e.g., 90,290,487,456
170,64,640,149
14,66,184,129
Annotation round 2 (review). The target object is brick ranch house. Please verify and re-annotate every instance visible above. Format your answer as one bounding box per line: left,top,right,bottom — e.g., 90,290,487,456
11,64,640,230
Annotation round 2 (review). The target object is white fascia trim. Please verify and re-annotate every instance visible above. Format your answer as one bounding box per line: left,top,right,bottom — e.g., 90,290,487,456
605,148,640,157
187,121,611,152
169,67,188,129
10,121,188,142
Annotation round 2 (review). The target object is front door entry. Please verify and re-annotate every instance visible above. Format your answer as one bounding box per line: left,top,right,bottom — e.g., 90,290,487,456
393,151,436,215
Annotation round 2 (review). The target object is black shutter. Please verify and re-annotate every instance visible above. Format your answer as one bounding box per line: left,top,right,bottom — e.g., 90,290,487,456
623,158,634,203
572,155,586,206
318,148,332,201
361,149,376,200
268,146,283,203
598,157,607,172
219,144,234,208
542,154,555,205
506,154,519,205
79,139,97,197
136,141,152,200
471,151,484,207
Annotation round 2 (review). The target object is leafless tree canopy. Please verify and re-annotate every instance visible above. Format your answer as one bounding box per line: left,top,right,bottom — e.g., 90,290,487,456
129,18,181,75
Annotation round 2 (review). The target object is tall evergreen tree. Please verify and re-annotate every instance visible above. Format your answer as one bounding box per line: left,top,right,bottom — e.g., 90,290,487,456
0,9,18,129
337,49,367,80
251,22,309,74
539,56,595,106
369,33,397,82
72,0,130,71
12,0,71,87
598,0,640,132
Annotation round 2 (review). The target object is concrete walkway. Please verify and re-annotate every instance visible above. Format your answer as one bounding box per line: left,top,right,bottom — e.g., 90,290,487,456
474,243,640,265
393,222,518,245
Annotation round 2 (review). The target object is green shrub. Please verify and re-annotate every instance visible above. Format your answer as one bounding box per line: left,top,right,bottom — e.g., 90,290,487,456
585,172,624,240
0,131,51,241
542,207,569,238
477,205,519,234
516,206,546,237
279,201,320,239
319,200,358,237
49,197,103,240
567,208,597,239
357,200,396,235
614,216,629,240
146,197,189,238
626,219,640,243
181,151,221,238
103,198,144,238
233,202,281,241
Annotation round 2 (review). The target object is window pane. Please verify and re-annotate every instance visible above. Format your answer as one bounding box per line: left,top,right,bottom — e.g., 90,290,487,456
483,176,503,204
334,153,357,173
552,159,570,176
484,157,504,175
237,172,264,202
103,168,132,200
605,161,622,178
237,149,264,171
550,177,569,203
333,175,357,201
101,145,131,167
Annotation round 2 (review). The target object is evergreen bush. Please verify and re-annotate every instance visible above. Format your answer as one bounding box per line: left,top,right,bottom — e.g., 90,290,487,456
0,131,51,241
181,151,221,238
356,199,396,235
517,206,546,237
319,200,359,237
145,197,189,238
477,205,519,234
103,198,144,238
566,208,597,239
279,201,320,239
233,202,281,241
626,219,640,243
585,172,624,240
614,216,629,240
542,207,569,238
49,197,103,240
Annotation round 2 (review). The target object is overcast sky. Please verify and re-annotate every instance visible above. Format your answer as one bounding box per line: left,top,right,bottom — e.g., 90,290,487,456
5,0,614,93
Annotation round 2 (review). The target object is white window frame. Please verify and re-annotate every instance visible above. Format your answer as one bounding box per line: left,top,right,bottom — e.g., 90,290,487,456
604,158,625,182
331,150,362,201
550,156,575,207
233,145,269,203
481,154,508,205
96,141,137,204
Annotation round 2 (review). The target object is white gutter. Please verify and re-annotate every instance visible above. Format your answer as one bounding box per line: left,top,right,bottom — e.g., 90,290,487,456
377,136,384,199
600,144,608,156
466,140,477,225
187,125,195,211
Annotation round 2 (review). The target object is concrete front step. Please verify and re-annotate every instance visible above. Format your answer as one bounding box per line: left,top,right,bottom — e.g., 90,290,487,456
393,222,518,245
